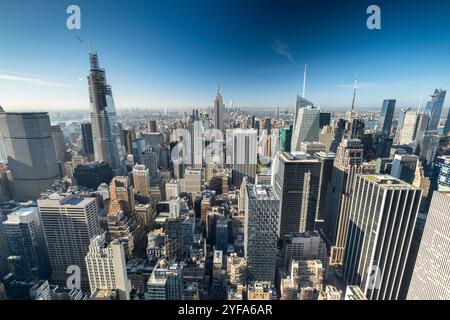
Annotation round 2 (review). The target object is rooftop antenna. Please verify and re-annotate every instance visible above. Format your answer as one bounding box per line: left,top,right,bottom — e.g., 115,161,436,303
302,64,307,98
418,89,424,112
351,70,359,116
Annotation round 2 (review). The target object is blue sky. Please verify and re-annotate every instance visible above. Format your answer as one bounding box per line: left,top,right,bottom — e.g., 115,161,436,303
1,0,450,111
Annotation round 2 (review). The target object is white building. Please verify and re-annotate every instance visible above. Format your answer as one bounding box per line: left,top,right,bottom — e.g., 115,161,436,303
407,191,450,300
228,129,258,186
85,233,131,300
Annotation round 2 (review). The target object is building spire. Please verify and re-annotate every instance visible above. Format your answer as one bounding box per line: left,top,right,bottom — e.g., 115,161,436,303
217,82,221,95
351,71,359,116
302,64,307,98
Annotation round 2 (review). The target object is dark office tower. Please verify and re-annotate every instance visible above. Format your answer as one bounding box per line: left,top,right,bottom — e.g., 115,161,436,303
264,118,271,133
51,126,66,163
314,152,335,228
0,219,9,278
164,218,183,262
330,118,348,153
344,175,421,300
324,139,364,266
214,84,224,135
273,152,322,237
425,88,446,131
426,156,450,209
0,110,60,201
319,112,331,129
279,124,293,152
346,118,365,140
148,120,158,133
88,52,125,176
2,207,50,280
376,99,396,136
122,128,134,156
81,123,94,156
73,161,113,189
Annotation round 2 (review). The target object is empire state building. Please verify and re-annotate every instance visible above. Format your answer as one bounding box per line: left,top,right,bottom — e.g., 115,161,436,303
88,52,125,176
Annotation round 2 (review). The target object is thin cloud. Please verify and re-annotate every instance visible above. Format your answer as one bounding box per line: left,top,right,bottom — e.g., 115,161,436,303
336,82,404,89
0,71,82,88
271,39,296,64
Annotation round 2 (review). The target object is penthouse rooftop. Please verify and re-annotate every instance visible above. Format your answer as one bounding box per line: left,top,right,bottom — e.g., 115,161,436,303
362,175,418,189
246,184,278,200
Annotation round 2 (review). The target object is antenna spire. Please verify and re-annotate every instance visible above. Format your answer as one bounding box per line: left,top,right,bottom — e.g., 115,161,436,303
302,64,307,98
351,71,359,116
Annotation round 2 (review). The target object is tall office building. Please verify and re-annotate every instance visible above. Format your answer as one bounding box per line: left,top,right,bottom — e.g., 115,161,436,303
282,231,327,268
0,110,60,200
109,176,135,215
228,129,257,186
0,217,10,278
193,120,204,168
87,52,125,176
244,184,279,282
324,139,364,265
147,259,183,300
291,96,320,152
213,84,224,135
272,152,322,236
443,108,450,136
319,112,331,129
51,125,66,163
390,154,418,184
314,151,335,226
38,193,102,290
132,164,150,196
279,124,293,152
73,161,113,190
2,207,50,279
343,175,421,300
81,123,95,156
425,88,446,131
407,191,450,300
85,233,131,300
377,99,396,136
397,110,418,145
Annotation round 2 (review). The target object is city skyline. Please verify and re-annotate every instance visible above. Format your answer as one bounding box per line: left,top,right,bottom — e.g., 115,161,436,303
1,0,450,111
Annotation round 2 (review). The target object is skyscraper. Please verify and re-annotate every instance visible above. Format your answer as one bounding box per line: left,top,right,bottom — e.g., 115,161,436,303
85,233,131,300
0,110,61,200
407,191,450,300
213,84,224,135
272,152,322,237
244,184,279,282
88,52,125,176
396,109,418,145
314,151,335,227
425,88,446,131
279,124,293,152
390,154,418,184
324,139,364,265
0,218,10,279
228,129,257,186
132,164,150,197
2,207,50,279
51,125,66,163
37,193,102,290
291,96,320,151
343,175,421,300
81,123,95,156
109,176,135,215
377,99,396,136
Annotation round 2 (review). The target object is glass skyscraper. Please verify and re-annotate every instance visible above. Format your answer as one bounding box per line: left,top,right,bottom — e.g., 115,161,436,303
425,88,446,131
377,99,396,136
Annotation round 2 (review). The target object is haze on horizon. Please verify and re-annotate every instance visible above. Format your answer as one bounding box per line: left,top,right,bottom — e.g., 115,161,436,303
1,0,450,113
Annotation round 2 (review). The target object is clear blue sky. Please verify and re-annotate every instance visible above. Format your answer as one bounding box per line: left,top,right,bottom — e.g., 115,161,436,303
1,0,450,111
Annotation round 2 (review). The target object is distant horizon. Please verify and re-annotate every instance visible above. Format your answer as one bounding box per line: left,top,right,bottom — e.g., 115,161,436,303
1,1,450,112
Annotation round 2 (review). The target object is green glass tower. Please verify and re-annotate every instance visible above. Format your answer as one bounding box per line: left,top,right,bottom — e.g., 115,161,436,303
279,124,293,152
